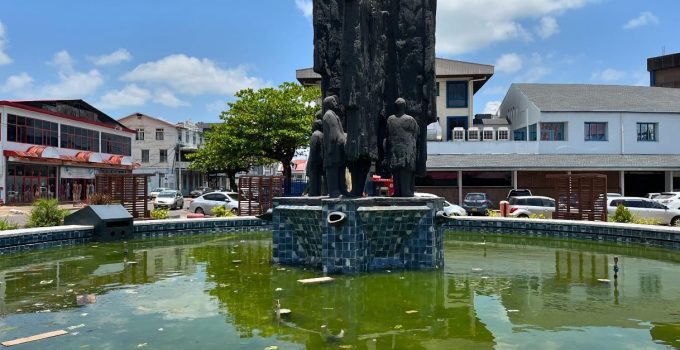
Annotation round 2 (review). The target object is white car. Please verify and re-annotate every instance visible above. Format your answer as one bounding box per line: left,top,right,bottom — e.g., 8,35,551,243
188,191,239,215
654,192,680,210
149,187,169,199
414,192,466,216
153,190,184,210
608,197,680,226
508,196,556,218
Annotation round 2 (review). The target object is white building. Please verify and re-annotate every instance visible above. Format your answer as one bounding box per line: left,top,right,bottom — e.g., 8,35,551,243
118,113,204,195
426,84,680,203
0,100,134,204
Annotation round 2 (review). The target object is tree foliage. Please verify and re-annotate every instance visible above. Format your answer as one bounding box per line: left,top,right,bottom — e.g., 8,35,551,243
190,82,320,191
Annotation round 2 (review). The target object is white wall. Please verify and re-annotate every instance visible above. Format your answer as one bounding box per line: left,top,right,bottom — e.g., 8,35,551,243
436,78,474,139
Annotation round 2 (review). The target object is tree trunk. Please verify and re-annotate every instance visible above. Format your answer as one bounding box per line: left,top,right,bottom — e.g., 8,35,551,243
282,157,293,195
229,174,238,192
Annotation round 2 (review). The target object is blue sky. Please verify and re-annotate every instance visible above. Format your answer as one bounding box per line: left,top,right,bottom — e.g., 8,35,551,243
0,0,678,122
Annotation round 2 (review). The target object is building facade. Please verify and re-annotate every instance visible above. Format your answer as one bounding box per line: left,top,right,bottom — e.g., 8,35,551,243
648,52,680,88
118,113,204,196
0,100,134,204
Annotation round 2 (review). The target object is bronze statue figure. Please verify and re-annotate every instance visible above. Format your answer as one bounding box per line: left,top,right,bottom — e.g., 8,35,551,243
306,119,324,196
322,96,346,198
385,98,419,197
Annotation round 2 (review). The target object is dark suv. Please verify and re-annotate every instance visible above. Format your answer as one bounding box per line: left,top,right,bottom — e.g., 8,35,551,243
463,192,494,216
506,189,532,201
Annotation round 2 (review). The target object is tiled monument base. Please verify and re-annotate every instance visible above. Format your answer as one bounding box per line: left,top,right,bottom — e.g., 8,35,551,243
272,197,445,274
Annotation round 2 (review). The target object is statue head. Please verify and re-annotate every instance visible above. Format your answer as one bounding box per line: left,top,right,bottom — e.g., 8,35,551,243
312,119,323,132
315,109,323,120
395,98,407,115
323,95,339,112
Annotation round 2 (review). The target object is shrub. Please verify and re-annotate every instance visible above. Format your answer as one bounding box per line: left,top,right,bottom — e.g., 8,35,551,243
0,218,18,231
27,198,70,228
88,193,114,205
150,208,169,220
529,213,547,219
611,204,633,223
486,209,501,217
632,217,661,226
212,205,235,218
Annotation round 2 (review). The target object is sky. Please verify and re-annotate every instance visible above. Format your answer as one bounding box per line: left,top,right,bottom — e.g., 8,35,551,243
0,0,678,123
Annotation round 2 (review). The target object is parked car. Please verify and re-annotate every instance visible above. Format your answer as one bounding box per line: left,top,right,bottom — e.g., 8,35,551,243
462,193,493,216
506,189,532,201
414,192,467,216
190,187,214,198
654,192,680,210
608,197,680,226
508,196,555,218
154,190,184,210
646,193,662,200
149,187,169,199
189,191,239,215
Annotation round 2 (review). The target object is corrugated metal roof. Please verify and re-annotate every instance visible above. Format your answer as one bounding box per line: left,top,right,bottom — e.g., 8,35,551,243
427,154,680,170
296,58,493,82
513,83,680,113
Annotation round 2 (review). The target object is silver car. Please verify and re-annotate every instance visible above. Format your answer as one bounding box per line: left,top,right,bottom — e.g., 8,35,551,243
153,190,184,210
608,197,680,226
189,191,239,215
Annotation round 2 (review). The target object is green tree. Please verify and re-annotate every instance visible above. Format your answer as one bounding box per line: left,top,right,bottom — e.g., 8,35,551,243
192,82,319,192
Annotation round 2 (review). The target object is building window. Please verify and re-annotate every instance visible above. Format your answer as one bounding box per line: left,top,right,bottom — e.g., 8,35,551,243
436,82,440,97
514,128,527,141
584,122,607,141
141,150,149,163
637,122,658,141
540,122,566,141
6,163,58,203
483,129,494,141
61,125,99,152
193,133,197,145
446,81,468,108
159,149,167,163
529,124,537,141
102,132,132,156
156,128,164,141
136,128,145,141
7,114,58,146
178,130,182,142
497,129,509,141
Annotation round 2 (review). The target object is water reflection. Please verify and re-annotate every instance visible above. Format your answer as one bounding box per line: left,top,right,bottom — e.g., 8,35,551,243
0,233,678,349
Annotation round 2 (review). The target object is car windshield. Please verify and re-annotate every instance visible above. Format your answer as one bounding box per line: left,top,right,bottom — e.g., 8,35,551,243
152,188,165,192
657,193,678,200
466,194,484,200
158,191,176,198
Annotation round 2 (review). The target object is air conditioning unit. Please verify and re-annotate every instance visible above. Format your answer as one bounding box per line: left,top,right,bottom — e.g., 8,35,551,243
468,127,480,141
497,127,510,141
483,127,495,141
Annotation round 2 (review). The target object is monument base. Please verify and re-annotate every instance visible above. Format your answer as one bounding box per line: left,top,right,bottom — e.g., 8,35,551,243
272,197,444,274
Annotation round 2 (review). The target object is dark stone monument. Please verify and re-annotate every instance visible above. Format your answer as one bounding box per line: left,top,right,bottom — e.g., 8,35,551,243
313,0,437,196
322,96,347,198
306,120,324,196
385,98,419,197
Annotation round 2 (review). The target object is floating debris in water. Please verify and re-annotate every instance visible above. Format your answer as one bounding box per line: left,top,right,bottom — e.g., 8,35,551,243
507,309,520,313
264,346,278,350
126,261,138,266
339,346,353,349
394,325,403,329
36,310,51,313
80,313,88,317
298,277,334,285
405,310,419,314
39,280,53,285
34,303,44,307
598,279,611,283
275,288,283,292
137,343,148,348
232,260,242,264
1,330,68,347
76,294,96,306
158,328,164,332
481,276,490,280
67,324,85,331
471,268,483,272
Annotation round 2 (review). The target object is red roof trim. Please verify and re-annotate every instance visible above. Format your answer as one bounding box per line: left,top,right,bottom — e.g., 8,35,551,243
0,101,135,134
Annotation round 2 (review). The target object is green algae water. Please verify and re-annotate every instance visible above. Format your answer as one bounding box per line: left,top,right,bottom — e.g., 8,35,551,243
1,233,680,349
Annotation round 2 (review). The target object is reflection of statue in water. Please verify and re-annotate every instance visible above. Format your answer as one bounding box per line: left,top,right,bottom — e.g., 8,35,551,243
306,120,324,197
322,96,346,198
386,98,419,197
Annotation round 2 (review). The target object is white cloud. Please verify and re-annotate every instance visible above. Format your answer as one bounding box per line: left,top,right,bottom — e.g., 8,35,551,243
495,53,523,74
536,16,559,39
91,48,132,66
122,54,269,95
0,21,12,65
1,73,33,93
484,101,502,115
153,90,189,108
98,84,151,109
40,69,104,98
515,53,551,82
591,68,626,82
624,11,659,29
294,0,313,18
437,0,592,54
48,50,76,72
206,100,226,113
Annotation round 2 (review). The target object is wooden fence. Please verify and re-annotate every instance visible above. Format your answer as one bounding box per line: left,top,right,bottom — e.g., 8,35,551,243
548,173,607,222
95,174,150,218
238,176,285,216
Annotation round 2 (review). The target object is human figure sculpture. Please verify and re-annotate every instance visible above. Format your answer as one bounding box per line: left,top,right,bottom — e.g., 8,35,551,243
322,96,347,198
306,120,324,197
385,98,419,197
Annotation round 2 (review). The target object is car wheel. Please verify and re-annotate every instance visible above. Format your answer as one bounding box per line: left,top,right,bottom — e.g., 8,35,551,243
231,208,238,215
195,207,204,215
518,214,529,218
672,216,680,227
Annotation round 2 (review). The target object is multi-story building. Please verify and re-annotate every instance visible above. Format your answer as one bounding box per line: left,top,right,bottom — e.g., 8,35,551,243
0,99,134,204
648,52,680,88
296,57,495,141
118,113,204,196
